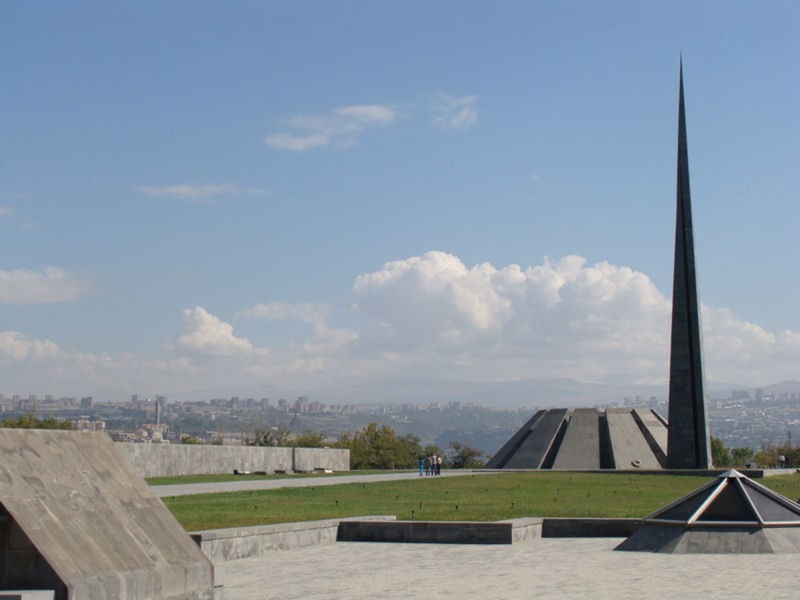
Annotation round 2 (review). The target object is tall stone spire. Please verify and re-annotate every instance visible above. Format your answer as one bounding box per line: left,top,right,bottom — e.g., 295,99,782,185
666,60,712,469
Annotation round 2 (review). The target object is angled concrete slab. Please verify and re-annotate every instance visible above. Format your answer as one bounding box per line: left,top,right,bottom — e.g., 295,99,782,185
551,409,600,470
606,408,661,469
503,409,567,469
0,430,214,599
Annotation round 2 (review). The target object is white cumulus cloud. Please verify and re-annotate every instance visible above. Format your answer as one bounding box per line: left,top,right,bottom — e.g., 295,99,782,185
428,93,478,130
176,307,253,357
3,252,800,400
265,103,400,151
351,252,668,376
348,251,800,385
0,266,91,304
0,331,62,360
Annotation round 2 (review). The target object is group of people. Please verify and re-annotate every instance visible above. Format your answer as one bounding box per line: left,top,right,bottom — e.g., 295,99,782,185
419,454,442,476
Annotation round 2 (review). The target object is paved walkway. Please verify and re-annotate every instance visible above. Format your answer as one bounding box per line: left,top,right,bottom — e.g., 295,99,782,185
152,470,486,497
218,537,798,599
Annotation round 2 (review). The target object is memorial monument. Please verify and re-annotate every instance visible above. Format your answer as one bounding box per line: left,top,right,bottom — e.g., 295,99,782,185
665,61,712,469
488,63,713,470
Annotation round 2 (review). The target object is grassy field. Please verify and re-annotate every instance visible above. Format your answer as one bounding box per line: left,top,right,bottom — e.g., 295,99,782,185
163,471,800,531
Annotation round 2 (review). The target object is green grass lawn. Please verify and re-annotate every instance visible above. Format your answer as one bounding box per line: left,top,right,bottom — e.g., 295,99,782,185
162,471,800,532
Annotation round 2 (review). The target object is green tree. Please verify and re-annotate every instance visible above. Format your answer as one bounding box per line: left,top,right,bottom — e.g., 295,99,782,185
293,431,327,448
180,434,204,444
1,414,74,430
336,423,421,469
247,426,290,447
710,436,731,467
423,443,443,458
448,441,485,469
754,442,800,468
730,447,755,468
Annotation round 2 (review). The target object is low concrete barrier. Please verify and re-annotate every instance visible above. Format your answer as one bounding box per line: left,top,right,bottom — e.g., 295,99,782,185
193,516,645,565
116,443,349,478
541,518,642,538
191,516,396,563
337,518,542,545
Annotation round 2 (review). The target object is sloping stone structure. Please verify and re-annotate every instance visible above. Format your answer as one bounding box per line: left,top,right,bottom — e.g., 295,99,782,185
485,408,667,470
616,469,800,553
0,430,215,599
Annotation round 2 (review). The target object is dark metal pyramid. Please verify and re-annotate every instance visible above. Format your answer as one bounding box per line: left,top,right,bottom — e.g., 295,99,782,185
666,60,712,469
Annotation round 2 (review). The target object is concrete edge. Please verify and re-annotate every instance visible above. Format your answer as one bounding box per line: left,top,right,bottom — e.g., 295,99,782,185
194,515,646,564
191,515,397,563
336,518,544,545
541,518,642,538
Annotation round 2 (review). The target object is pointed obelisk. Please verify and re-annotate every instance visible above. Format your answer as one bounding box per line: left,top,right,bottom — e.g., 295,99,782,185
666,61,712,469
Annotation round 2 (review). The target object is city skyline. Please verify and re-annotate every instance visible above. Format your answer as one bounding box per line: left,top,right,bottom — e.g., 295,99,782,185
2,3,798,404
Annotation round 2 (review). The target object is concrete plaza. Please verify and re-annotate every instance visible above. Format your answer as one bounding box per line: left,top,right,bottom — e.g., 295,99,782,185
218,536,797,599
149,471,800,599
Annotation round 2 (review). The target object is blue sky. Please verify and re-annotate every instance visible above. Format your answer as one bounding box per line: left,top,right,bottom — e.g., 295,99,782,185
2,2,798,404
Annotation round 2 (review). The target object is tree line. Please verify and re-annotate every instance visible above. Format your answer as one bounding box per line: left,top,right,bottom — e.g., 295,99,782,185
246,421,485,470
711,436,799,469
0,415,74,429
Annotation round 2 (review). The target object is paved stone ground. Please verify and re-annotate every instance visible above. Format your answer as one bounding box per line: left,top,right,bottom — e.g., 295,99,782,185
218,538,798,599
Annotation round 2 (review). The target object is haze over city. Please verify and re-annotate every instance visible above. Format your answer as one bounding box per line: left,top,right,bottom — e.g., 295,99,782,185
2,2,798,405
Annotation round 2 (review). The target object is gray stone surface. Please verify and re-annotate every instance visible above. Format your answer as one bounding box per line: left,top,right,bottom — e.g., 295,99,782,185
117,443,349,478
606,408,662,469
616,525,800,554
666,62,711,469
487,408,670,470
503,409,566,469
617,469,800,553
485,410,546,468
192,516,396,562
632,408,668,465
0,430,214,599
336,518,542,545
542,518,641,538
216,537,800,599
552,409,600,469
